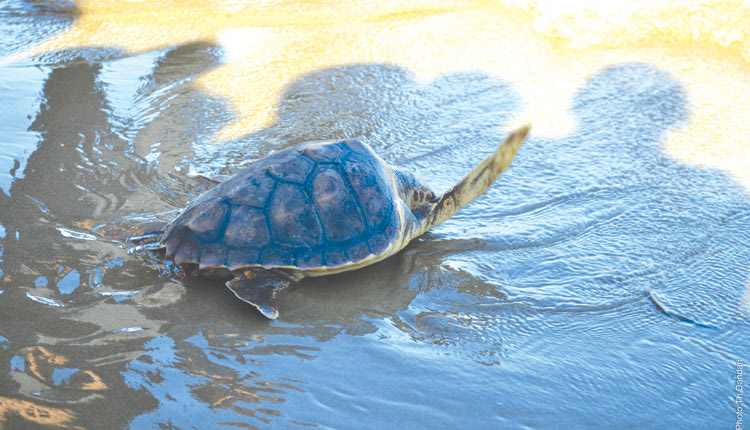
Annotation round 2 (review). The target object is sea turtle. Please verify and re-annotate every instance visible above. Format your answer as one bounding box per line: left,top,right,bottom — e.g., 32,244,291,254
131,125,529,319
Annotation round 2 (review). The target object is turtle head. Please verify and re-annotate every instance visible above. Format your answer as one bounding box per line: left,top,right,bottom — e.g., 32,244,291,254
392,167,438,213
408,124,530,239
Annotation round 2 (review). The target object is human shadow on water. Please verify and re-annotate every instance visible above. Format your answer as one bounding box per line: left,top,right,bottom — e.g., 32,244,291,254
389,64,750,358
427,63,750,429
493,64,750,323
0,42,232,429
0,41,230,311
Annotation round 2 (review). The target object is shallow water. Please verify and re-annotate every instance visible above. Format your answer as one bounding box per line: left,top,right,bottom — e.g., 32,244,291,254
1,1,749,429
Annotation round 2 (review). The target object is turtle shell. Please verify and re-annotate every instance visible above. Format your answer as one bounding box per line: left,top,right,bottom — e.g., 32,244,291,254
162,140,403,273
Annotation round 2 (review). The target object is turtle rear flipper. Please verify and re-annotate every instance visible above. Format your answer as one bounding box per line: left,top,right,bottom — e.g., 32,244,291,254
226,272,292,319
193,173,231,184
126,221,169,252
412,124,530,238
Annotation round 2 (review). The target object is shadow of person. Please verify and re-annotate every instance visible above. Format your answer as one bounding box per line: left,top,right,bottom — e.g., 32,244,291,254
0,60,122,289
0,41,230,275
0,44,237,367
449,62,750,335
0,44,240,429
418,63,750,428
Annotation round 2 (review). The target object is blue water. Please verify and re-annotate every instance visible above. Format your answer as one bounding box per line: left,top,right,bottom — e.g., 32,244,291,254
0,5,748,430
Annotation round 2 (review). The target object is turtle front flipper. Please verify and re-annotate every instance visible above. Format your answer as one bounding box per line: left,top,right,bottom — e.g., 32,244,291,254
412,124,530,238
226,272,291,319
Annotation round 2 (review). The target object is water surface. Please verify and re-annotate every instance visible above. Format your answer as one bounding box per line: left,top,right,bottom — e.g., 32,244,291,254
0,1,748,429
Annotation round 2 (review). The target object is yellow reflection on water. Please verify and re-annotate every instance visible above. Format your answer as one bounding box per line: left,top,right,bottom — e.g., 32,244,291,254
24,0,750,187
21,346,108,391
0,396,81,429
